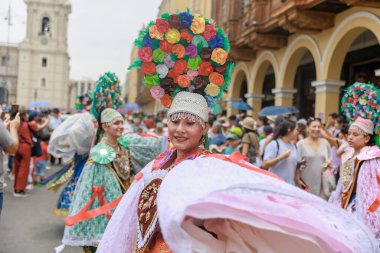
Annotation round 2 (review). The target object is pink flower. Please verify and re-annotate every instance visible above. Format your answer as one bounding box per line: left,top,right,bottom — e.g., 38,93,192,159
138,47,153,62
187,70,199,80
150,85,165,99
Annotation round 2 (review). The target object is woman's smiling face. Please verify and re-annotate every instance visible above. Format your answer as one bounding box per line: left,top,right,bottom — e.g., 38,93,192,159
168,117,208,153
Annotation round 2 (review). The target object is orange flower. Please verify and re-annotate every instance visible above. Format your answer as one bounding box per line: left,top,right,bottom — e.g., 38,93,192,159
209,72,224,86
171,44,185,59
198,61,213,76
160,94,173,108
149,25,164,40
168,69,179,83
177,75,191,88
173,59,188,75
211,48,228,65
141,62,156,75
160,40,173,53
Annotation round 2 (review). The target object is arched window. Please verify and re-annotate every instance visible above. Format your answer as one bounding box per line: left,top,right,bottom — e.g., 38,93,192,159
41,78,46,87
41,17,50,35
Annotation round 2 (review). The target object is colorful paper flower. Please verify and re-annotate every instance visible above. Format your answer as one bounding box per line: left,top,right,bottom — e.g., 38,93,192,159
180,29,193,43
209,72,224,86
156,18,170,34
160,40,173,53
150,85,165,99
173,59,187,75
156,64,169,78
177,75,191,88
169,14,181,29
149,25,164,40
185,44,198,58
203,24,217,41
141,62,156,75
187,55,202,70
138,47,153,62
211,48,228,65
198,61,213,76
164,54,175,68
204,83,220,97
179,12,193,28
160,94,173,108
166,29,180,44
152,48,165,63
190,16,205,34
171,44,185,58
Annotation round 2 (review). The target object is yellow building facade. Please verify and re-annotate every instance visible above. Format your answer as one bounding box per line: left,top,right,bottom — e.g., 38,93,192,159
213,1,380,121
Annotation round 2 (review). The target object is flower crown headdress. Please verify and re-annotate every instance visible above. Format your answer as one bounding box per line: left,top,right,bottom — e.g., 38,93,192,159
90,72,123,120
341,82,380,131
129,10,234,114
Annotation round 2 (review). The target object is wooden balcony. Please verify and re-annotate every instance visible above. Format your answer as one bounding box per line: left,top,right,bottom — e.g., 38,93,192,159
214,0,377,61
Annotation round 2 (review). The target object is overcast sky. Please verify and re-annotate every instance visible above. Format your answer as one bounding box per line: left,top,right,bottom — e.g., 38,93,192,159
0,0,162,84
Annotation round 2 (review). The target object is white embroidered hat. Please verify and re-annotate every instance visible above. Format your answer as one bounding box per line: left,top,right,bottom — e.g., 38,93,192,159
351,117,374,135
168,92,209,123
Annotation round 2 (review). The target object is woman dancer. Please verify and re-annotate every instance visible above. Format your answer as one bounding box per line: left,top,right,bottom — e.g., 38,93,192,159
97,11,377,253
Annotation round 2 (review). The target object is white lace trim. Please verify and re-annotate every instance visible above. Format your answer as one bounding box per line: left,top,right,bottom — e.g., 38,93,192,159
62,235,101,247
168,112,205,128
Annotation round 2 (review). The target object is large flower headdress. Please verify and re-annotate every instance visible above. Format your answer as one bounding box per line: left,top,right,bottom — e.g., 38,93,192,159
90,72,123,120
341,82,380,131
129,10,234,113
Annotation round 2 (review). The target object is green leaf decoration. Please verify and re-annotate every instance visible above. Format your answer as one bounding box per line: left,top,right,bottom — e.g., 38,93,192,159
128,60,142,70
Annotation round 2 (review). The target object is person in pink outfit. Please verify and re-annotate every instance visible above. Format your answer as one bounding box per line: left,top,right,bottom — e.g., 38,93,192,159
330,117,380,239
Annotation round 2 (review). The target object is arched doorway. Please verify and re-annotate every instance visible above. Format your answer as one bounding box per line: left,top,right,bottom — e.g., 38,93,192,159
261,65,276,108
340,30,380,90
293,51,316,118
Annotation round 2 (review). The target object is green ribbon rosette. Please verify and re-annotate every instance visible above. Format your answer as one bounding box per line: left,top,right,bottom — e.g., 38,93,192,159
90,143,116,164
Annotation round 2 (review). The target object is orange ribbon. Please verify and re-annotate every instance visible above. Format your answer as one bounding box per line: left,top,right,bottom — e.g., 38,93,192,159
138,133,159,139
204,152,282,181
368,173,380,213
64,186,122,226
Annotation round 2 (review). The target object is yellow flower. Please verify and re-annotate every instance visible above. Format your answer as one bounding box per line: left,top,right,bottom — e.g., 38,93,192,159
191,16,205,34
166,29,180,44
211,48,227,65
149,25,164,40
204,83,220,97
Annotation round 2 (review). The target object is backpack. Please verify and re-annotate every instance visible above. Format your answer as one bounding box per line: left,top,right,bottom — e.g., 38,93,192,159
247,133,258,164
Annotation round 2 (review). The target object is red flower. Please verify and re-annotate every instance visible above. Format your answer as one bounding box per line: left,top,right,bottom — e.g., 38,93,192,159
169,14,181,29
180,29,193,43
173,59,188,75
156,18,170,34
160,40,173,53
198,61,213,76
203,24,216,41
138,47,153,62
141,62,156,75
160,94,173,108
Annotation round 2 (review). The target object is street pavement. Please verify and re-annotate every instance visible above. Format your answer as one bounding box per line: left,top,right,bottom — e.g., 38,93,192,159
0,165,82,253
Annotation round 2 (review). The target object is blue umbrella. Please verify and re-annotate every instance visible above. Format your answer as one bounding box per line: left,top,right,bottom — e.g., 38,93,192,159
28,100,51,108
123,103,141,111
230,101,253,111
259,106,299,116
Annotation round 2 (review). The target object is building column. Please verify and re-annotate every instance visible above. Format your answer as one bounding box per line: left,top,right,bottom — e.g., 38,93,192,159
271,88,297,106
375,69,380,76
226,97,241,116
311,80,345,121
245,93,264,118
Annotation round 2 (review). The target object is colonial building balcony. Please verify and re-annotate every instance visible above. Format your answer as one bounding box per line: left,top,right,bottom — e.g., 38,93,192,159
213,0,380,61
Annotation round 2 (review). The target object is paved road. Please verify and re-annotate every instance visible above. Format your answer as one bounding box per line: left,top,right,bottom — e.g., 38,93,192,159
0,166,82,253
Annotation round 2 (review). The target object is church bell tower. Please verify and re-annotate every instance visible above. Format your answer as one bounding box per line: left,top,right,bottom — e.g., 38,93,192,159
17,0,71,108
